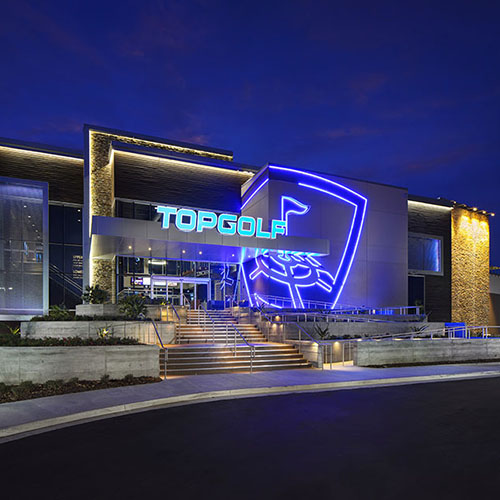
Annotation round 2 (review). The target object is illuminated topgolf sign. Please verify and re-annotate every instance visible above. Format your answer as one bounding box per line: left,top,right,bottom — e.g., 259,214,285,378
156,206,287,240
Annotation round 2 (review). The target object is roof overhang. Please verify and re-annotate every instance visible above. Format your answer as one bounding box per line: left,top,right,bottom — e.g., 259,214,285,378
90,216,329,263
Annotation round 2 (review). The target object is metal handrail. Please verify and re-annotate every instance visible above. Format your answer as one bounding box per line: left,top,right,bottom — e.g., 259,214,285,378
268,311,424,325
170,304,181,343
201,304,256,373
199,303,216,343
91,319,168,377
182,292,193,310
229,321,256,374
257,294,422,316
260,309,332,370
170,303,181,322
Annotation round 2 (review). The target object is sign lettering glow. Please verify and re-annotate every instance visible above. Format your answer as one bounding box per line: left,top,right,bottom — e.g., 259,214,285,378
156,206,286,239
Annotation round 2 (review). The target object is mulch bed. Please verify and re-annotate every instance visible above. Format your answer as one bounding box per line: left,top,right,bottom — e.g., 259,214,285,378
0,377,162,404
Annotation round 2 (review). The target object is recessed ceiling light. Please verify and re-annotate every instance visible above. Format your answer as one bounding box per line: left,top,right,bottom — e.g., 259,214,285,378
182,250,186,254
199,251,202,255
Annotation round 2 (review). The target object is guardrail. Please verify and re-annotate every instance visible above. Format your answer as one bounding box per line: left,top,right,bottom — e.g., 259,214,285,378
262,310,425,325
255,294,422,316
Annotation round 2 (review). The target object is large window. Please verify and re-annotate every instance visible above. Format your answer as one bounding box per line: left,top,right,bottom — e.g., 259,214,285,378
408,233,443,275
0,178,47,315
49,203,83,308
116,257,238,303
115,199,161,222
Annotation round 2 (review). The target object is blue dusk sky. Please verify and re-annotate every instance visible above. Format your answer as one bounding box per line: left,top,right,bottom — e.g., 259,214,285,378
1,0,499,262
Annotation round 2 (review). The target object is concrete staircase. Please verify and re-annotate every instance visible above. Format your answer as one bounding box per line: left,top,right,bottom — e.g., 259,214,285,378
176,309,266,344
160,309,311,377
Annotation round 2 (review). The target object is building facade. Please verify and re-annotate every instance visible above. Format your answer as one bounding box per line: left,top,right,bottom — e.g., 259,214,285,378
0,125,494,324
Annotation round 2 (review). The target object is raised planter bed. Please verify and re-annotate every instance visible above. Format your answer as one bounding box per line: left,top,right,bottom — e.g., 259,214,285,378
21,320,175,345
354,338,500,367
0,345,160,384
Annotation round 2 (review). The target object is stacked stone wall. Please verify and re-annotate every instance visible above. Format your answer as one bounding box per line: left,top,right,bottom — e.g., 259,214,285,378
451,207,490,325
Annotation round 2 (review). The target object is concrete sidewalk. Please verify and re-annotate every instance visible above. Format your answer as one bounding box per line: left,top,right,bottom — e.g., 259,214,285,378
2,363,500,443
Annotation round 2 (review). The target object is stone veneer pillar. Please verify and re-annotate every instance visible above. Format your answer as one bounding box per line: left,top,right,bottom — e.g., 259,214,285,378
451,207,490,325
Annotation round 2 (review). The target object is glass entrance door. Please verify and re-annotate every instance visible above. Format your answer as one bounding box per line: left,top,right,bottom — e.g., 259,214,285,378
150,276,211,309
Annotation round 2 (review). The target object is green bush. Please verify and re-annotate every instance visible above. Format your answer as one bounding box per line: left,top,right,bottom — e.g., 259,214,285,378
119,295,147,320
314,325,330,340
0,336,140,347
7,325,21,336
82,285,110,305
31,305,73,322
96,325,113,339
49,305,73,320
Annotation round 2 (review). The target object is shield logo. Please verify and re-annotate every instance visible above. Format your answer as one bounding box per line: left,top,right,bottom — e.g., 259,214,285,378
241,165,367,309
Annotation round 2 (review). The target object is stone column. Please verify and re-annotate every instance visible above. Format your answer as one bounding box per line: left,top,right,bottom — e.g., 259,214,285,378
451,207,490,325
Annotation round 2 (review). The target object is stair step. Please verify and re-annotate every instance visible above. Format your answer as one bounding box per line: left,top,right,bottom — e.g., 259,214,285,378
163,352,304,360
159,315,312,376
163,362,311,375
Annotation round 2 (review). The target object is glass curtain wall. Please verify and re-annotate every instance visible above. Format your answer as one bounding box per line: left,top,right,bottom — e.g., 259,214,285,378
49,204,83,308
0,178,46,315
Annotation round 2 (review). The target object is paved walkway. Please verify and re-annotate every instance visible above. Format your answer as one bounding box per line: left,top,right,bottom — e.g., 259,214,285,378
2,362,500,442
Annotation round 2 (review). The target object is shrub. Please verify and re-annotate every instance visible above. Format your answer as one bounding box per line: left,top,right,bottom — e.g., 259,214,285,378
314,325,330,340
100,374,110,383
7,325,21,336
123,374,134,383
97,325,113,339
49,305,73,321
119,295,147,320
82,285,110,305
0,336,139,347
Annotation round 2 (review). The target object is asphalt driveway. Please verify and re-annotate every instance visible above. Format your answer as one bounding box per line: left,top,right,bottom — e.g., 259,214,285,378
2,377,500,499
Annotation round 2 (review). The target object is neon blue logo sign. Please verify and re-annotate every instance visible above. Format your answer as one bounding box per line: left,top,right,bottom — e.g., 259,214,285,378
250,250,335,308
156,206,287,239
241,166,368,309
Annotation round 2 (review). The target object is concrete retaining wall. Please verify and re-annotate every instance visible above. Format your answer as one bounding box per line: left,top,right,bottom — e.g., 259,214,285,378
75,304,176,321
21,321,175,345
297,321,445,339
281,340,323,368
354,338,500,367
0,345,160,384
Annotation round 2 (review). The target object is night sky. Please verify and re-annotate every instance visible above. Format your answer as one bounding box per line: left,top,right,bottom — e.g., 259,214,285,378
1,0,499,263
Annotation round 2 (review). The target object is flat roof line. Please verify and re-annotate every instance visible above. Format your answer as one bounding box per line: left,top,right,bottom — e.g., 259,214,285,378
84,124,234,158
408,194,453,207
111,141,259,173
0,137,83,159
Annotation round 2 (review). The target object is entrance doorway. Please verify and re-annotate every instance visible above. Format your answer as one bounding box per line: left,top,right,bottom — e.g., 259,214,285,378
150,276,211,309
408,275,425,312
